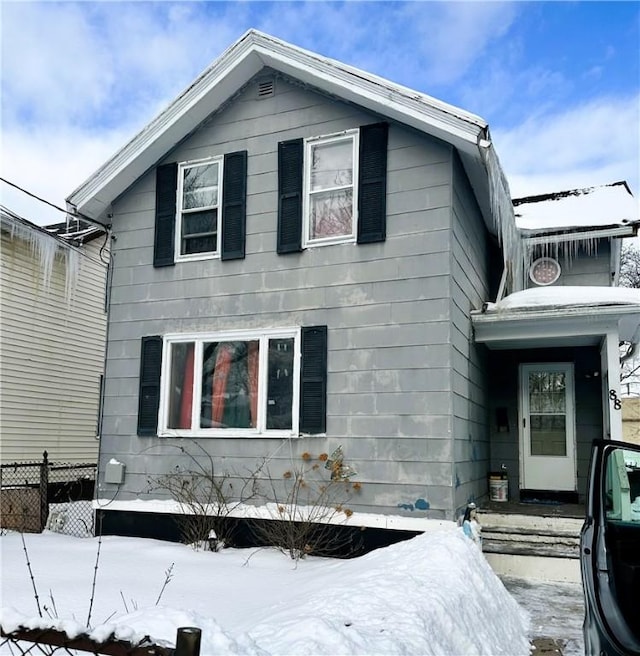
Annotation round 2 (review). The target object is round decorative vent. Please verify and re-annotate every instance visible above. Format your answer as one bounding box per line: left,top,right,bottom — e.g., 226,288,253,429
529,257,561,286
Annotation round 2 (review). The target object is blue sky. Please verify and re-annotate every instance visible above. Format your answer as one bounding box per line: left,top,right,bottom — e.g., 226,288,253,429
2,1,639,225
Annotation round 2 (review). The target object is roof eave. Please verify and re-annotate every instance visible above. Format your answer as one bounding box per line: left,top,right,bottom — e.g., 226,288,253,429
472,303,640,347
66,30,489,222
522,223,639,244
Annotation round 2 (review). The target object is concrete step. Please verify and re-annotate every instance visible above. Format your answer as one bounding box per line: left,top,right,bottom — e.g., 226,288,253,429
485,552,581,583
483,537,578,559
478,510,583,560
478,509,583,535
475,507,584,582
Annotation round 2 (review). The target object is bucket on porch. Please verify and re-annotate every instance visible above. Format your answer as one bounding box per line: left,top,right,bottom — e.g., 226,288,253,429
489,472,509,502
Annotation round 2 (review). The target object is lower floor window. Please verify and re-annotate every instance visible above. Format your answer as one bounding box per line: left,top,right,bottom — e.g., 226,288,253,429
161,329,299,436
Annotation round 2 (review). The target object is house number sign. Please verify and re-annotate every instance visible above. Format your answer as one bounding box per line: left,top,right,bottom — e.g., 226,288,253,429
609,389,622,411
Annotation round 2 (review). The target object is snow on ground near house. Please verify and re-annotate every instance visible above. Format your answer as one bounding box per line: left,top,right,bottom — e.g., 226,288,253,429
0,529,530,655
513,182,638,232
486,285,640,311
503,577,584,656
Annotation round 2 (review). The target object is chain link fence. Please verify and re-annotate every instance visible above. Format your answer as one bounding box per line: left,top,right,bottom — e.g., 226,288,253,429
0,452,96,537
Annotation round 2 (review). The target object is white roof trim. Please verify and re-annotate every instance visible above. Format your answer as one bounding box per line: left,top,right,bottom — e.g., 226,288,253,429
524,225,638,245
67,29,493,222
472,302,640,346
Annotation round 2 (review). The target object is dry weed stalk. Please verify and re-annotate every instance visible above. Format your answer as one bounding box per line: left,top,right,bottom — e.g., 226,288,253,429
251,447,363,560
147,441,259,550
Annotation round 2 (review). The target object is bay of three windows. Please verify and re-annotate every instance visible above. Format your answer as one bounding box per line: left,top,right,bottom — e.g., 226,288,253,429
161,329,299,436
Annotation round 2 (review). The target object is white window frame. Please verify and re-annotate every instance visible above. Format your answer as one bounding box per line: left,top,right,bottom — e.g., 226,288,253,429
158,327,301,438
303,129,359,248
175,156,224,262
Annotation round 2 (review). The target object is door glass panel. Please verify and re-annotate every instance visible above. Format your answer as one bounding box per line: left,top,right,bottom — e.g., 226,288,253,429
529,371,567,456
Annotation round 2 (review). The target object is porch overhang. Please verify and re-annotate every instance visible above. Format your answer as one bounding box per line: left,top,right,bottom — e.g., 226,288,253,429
472,304,640,350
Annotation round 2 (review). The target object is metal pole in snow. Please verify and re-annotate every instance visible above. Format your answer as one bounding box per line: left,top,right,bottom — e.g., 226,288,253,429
39,451,49,532
175,627,201,656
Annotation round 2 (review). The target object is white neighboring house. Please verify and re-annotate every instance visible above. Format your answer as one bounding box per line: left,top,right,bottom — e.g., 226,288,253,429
0,206,109,464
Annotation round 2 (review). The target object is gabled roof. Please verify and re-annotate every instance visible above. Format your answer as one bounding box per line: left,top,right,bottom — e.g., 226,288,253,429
513,181,639,237
66,29,514,245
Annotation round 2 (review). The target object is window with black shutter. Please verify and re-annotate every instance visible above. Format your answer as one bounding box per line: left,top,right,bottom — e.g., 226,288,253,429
357,122,388,244
154,164,178,267
153,152,248,266
137,336,163,436
221,151,248,260
277,139,303,253
299,326,327,434
277,123,387,254
146,327,328,438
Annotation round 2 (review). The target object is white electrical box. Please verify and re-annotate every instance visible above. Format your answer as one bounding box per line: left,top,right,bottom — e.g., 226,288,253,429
105,459,125,484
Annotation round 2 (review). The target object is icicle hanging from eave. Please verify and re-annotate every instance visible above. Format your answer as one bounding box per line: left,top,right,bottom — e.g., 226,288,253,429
7,219,80,305
64,246,80,307
481,140,525,290
523,232,602,277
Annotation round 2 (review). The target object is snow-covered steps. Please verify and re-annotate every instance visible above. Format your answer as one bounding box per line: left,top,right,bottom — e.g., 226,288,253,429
478,505,584,583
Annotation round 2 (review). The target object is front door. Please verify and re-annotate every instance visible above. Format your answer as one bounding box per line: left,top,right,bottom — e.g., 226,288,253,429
520,363,576,491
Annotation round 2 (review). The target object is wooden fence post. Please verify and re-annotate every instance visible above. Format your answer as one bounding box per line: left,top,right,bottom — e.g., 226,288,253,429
175,627,201,656
39,450,49,532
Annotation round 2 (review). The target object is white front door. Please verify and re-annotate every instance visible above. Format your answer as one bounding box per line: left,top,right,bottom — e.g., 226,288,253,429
520,363,576,491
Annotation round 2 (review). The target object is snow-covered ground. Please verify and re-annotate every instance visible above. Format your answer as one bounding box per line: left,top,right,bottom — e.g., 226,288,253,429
0,527,532,655
503,577,584,656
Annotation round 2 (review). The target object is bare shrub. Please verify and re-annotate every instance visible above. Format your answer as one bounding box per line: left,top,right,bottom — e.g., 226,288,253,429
251,446,363,560
147,442,259,550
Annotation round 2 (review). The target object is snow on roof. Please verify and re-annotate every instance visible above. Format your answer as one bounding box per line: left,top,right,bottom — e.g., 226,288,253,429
513,181,639,233
46,219,104,244
486,286,640,312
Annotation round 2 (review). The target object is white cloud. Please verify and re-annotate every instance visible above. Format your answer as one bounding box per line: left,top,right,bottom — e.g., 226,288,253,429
1,3,114,123
1,1,637,230
1,3,232,129
1,2,237,225
1,125,133,226
2,1,526,226
402,1,518,86
494,94,640,197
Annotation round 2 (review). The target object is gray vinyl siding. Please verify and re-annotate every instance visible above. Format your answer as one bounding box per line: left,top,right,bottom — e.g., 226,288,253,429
0,232,107,464
526,239,612,288
98,72,487,521
450,154,490,514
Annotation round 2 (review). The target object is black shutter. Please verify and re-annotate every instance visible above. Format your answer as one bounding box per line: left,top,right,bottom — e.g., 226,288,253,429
277,139,303,254
357,122,388,244
221,150,248,260
137,336,163,436
299,326,327,434
154,163,178,267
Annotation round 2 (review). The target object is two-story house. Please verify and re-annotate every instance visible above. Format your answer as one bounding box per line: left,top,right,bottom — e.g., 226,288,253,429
65,30,639,541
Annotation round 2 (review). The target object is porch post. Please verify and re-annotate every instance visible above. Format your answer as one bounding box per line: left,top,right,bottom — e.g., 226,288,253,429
602,331,623,441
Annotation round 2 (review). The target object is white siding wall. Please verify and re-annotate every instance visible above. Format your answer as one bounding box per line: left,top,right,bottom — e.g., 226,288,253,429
1,230,108,463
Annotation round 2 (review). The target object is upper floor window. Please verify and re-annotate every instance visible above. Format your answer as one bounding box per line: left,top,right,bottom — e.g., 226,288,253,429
177,158,222,260
153,150,247,268
303,131,358,247
277,122,388,254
